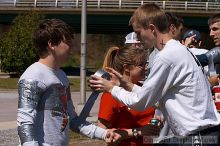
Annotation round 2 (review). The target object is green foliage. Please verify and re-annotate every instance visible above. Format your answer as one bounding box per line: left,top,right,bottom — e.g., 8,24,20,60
0,11,45,74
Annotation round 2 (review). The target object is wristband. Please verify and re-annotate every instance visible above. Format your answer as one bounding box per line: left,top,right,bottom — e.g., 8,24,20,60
132,128,138,139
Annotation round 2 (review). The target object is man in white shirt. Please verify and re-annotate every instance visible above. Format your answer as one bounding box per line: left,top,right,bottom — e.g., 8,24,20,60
90,4,220,145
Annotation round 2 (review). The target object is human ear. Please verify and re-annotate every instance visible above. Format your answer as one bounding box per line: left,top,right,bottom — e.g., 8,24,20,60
123,64,130,75
149,24,156,33
48,41,55,50
170,24,176,34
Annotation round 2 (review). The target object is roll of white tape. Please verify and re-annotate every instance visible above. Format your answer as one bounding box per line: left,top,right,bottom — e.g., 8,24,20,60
78,69,110,122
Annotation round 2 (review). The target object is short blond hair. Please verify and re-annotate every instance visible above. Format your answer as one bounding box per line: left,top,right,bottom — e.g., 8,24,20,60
129,3,168,33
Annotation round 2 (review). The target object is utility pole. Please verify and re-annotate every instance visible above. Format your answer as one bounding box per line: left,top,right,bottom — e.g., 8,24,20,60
80,0,87,104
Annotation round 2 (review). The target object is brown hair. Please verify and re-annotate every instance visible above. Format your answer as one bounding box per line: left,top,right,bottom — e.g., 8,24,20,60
102,46,148,74
165,12,184,28
208,13,220,26
32,19,75,57
129,3,169,33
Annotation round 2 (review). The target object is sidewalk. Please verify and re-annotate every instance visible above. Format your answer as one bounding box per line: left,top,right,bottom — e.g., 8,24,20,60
0,91,100,129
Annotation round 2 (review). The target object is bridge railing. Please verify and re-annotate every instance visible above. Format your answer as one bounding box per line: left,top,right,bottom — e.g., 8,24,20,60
0,0,220,11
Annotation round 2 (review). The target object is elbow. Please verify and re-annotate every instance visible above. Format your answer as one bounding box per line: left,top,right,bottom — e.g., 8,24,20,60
128,98,148,111
130,105,147,111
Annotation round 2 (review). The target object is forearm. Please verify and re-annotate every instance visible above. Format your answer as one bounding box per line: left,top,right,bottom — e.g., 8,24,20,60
17,79,45,146
120,80,134,91
18,124,38,146
111,59,170,111
70,117,107,139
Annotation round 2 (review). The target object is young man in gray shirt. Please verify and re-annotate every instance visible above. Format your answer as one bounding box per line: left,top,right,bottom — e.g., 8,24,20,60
17,19,120,146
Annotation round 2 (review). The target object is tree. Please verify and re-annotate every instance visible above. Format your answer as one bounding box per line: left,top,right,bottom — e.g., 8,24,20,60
0,11,45,75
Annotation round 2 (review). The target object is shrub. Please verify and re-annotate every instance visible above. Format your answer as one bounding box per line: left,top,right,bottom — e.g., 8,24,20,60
0,11,45,75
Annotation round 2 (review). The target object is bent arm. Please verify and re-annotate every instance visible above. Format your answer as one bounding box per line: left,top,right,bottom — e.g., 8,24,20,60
111,59,172,111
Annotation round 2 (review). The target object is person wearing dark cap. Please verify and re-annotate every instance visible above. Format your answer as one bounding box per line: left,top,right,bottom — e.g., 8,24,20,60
181,29,210,56
182,29,202,49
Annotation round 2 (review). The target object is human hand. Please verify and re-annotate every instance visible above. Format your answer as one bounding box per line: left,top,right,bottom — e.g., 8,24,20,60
105,67,122,86
208,74,219,87
104,129,122,145
112,129,130,141
105,67,134,91
183,34,196,47
139,123,161,136
89,75,114,92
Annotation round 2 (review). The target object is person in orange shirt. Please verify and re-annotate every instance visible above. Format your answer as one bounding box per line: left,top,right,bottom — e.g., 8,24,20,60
97,46,158,146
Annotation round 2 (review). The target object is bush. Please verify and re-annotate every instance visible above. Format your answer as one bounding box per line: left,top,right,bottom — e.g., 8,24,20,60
0,11,45,74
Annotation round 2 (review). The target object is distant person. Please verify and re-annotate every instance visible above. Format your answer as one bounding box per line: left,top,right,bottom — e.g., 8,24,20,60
181,29,208,54
124,32,144,49
165,12,220,68
208,13,220,110
181,29,211,77
17,19,120,146
98,46,158,146
165,12,184,41
89,4,220,145
209,13,220,47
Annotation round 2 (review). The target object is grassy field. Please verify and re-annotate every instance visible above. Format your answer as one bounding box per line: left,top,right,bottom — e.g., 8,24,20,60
0,77,91,91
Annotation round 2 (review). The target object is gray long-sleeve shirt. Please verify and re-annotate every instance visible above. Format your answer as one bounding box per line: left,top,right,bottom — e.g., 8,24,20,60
17,62,106,146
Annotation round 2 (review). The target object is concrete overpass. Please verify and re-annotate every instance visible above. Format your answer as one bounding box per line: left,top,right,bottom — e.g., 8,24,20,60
0,0,220,34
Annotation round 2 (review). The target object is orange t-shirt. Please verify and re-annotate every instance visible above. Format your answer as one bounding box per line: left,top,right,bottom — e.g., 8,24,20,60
98,92,155,146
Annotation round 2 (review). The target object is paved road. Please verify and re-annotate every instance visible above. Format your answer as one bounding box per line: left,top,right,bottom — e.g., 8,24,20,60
0,90,102,146
0,90,100,127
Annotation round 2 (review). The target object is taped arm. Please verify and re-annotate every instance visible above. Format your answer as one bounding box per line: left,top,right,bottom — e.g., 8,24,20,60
17,79,45,146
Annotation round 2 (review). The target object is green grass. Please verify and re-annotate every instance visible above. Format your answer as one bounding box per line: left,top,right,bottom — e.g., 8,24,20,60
69,130,87,139
0,77,91,91
69,130,105,146
0,78,18,89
